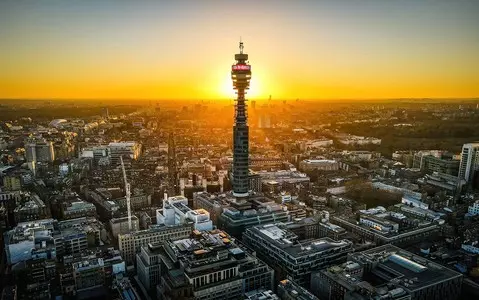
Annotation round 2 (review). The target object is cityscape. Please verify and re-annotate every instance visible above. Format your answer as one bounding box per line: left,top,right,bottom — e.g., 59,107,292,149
1,1,479,300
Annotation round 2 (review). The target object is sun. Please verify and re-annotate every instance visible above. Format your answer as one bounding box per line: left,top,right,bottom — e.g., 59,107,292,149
220,73,261,100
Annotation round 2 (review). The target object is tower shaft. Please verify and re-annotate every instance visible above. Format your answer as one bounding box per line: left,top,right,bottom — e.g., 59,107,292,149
231,41,252,198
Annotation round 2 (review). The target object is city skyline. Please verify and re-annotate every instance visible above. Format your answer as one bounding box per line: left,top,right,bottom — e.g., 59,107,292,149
1,0,479,100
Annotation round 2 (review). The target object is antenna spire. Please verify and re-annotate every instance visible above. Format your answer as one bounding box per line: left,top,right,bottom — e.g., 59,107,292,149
239,37,244,54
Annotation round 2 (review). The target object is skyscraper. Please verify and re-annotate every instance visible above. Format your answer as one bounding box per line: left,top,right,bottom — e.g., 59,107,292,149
458,143,479,187
231,41,252,198
25,140,55,163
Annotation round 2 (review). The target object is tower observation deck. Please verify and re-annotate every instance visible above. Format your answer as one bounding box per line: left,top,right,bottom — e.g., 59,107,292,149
231,41,252,198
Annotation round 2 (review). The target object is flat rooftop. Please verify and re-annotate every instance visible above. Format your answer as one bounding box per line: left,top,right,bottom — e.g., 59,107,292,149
333,215,438,238
352,244,462,291
302,159,336,164
110,216,139,224
250,224,352,257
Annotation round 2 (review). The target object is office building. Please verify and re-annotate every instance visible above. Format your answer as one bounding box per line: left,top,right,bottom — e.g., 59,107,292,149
115,193,151,210
114,277,142,300
136,243,163,292
157,195,213,231
3,175,22,191
312,244,462,300
193,191,230,224
108,142,141,165
218,204,290,237
468,200,479,216
79,145,109,163
417,172,460,196
156,229,274,300
256,170,310,188
277,279,318,300
60,248,125,294
25,140,55,163
194,191,290,237
458,143,479,187
118,223,192,264
245,289,279,299
13,193,49,223
73,251,124,292
5,219,57,265
418,155,460,176
61,198,97,220
57,217,103,256
24,257,56,300
243,223,353,287
5,217,104,265
331,211,440,247
110,215,140,238
299,159,339,172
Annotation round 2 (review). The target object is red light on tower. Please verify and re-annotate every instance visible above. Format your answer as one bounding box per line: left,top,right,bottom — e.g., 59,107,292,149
232,64,251,71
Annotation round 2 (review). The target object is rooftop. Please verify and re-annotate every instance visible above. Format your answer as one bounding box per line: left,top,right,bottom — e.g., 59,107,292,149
245,289,279,300
350,244,462,291
278,279,318,300
249,224,352,257
302,159,337,164
110,215,140,224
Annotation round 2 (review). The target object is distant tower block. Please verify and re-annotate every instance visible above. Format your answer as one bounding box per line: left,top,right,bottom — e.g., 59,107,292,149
231,41,252,198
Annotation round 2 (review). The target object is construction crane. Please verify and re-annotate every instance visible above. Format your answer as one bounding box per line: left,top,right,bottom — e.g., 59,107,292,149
120,156,132,232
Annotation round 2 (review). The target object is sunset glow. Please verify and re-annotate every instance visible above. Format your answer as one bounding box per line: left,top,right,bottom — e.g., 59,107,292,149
1,1,478,100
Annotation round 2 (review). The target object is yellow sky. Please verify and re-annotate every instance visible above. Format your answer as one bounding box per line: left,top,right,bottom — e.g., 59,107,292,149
1,1,478,100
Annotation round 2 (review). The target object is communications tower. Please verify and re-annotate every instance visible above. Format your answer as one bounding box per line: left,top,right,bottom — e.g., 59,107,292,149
231,40,252,198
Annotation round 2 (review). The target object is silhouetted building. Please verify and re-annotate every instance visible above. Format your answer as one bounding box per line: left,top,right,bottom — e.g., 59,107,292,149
231,41,252,198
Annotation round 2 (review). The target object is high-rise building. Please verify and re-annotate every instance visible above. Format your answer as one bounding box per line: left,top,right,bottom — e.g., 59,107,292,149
458,143,479,187
25,140,55,163
258,114,271,129
231,40,252,198
136,243,163,292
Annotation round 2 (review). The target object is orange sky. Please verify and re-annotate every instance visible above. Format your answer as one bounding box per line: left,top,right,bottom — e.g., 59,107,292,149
1,1,478,100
